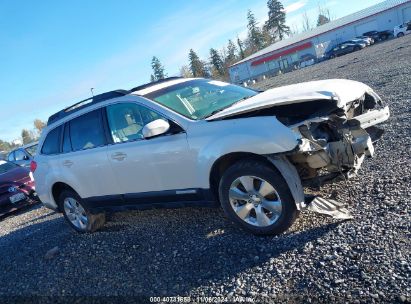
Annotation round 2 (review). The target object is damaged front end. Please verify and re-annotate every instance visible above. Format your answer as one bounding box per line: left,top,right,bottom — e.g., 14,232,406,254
287,90,389,188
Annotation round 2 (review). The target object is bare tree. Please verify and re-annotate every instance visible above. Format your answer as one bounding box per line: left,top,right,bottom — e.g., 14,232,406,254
33,119,46,134
179,65,192,78
317,3,331,26
302,11,313,32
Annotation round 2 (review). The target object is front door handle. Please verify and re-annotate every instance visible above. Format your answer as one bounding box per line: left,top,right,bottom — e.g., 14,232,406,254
63,160,73,167
111,152,127,161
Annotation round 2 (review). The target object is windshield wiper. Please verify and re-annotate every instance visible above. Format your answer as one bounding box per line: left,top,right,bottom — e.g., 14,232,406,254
203,96,252,119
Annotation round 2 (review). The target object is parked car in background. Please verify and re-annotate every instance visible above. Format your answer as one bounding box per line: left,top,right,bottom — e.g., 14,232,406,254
7,142,38,168
0,160,37,216
394,21,411,37
355,36,375,45
298,54,316,68
363,30,393,41
34,77,389,235
324,41,366,59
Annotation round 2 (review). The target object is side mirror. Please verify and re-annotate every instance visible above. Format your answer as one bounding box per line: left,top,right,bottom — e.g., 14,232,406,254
142,119,170,139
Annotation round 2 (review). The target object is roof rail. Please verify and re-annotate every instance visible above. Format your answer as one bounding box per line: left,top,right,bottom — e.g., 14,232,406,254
129,76,182,94
46,77,183,126
47,89,128,125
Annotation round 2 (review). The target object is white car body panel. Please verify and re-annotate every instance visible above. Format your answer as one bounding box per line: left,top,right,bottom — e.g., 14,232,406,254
206,79,374,120
107,132,195,193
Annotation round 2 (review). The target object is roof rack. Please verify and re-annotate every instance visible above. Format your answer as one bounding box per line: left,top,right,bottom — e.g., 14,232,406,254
47,89,128,125
129,76,182,94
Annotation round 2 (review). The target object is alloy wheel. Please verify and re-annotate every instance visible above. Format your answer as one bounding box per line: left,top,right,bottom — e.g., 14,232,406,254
63,197,88,230
229,176,282,227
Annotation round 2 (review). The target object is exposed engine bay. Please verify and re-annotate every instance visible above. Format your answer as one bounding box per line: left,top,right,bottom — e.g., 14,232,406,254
287,92,389,187
215,88,389,188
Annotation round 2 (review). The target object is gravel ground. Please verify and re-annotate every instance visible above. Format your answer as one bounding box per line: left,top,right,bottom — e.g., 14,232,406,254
0,36,410,303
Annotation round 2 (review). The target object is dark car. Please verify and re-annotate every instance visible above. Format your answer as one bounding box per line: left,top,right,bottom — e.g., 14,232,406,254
324,41,366,59
0,160,37,216
7,142,38,168
363,30,393,41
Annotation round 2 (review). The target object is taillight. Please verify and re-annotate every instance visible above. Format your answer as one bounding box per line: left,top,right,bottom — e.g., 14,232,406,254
30,161,37,172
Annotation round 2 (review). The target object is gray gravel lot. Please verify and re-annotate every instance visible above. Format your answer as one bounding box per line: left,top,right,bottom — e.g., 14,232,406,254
1,36,410,303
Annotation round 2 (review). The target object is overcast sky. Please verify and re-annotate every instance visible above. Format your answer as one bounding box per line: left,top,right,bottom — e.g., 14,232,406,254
0,0,382,141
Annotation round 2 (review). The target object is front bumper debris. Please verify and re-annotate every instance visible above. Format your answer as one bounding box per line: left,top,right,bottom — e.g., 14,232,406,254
307,196,353,220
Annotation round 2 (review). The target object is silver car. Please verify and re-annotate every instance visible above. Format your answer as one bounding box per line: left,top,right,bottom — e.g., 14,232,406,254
7,142,38,168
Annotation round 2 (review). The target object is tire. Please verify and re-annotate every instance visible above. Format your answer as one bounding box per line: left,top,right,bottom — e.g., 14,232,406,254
58,189,106,233
397,32,404,38
354,46,360,51
218,160,299,235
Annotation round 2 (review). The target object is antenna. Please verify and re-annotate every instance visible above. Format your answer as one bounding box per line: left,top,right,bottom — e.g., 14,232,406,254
90,88,94,97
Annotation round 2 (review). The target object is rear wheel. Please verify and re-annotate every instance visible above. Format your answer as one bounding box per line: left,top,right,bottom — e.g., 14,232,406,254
59,190,106,233
218,160,298,235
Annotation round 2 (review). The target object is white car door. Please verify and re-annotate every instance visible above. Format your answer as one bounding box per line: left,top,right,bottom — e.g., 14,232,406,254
59,108,120,199
104,102,198,202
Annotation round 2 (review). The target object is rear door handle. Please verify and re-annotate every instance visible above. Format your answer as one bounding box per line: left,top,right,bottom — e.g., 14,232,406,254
63,160,73,167
111,152,127,161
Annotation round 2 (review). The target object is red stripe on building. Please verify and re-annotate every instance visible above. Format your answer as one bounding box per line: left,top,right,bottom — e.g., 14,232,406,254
250,41,313,66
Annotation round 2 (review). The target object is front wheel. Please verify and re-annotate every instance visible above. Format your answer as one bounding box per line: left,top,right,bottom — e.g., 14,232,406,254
397,32,405,38
59,190,106,233
218,160,298,235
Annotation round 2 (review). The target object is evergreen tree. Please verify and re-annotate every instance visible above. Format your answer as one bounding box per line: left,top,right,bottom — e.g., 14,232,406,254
21,129,33,145
226,39,237,65
246,10,265,51
151,56,167,81
237,37,245,59
188,49,207,77
209,48,225,76
265,0,290,40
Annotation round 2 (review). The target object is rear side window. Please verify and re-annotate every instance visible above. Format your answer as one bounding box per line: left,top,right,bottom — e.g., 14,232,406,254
41,126,62,155
69,109,106,151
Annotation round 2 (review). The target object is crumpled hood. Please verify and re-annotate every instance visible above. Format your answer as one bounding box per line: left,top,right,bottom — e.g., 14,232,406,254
206,79,375,120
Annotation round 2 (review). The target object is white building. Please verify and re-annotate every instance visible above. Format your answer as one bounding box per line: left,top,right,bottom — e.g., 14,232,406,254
229,0,411,83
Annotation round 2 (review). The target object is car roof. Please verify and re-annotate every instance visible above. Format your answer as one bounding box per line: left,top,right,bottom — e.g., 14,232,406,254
10,142,38,153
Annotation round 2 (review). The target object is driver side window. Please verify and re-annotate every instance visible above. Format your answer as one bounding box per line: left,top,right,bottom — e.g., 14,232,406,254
106,103,165,143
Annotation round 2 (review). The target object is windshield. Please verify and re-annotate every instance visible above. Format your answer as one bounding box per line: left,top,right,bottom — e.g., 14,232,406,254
144,79,258,120
0,160,18,174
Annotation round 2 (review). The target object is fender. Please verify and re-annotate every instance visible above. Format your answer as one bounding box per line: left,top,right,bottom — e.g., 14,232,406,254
186,116,299,188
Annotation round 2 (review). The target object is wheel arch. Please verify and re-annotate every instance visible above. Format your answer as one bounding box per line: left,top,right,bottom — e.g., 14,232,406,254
51,182,78,212
209,152,305,210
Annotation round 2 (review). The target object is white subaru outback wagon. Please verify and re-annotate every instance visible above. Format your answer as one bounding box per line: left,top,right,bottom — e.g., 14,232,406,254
33,77,389,235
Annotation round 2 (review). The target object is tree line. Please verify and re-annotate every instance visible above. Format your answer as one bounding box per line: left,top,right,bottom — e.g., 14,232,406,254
150,0,332,82
0,119,45,153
